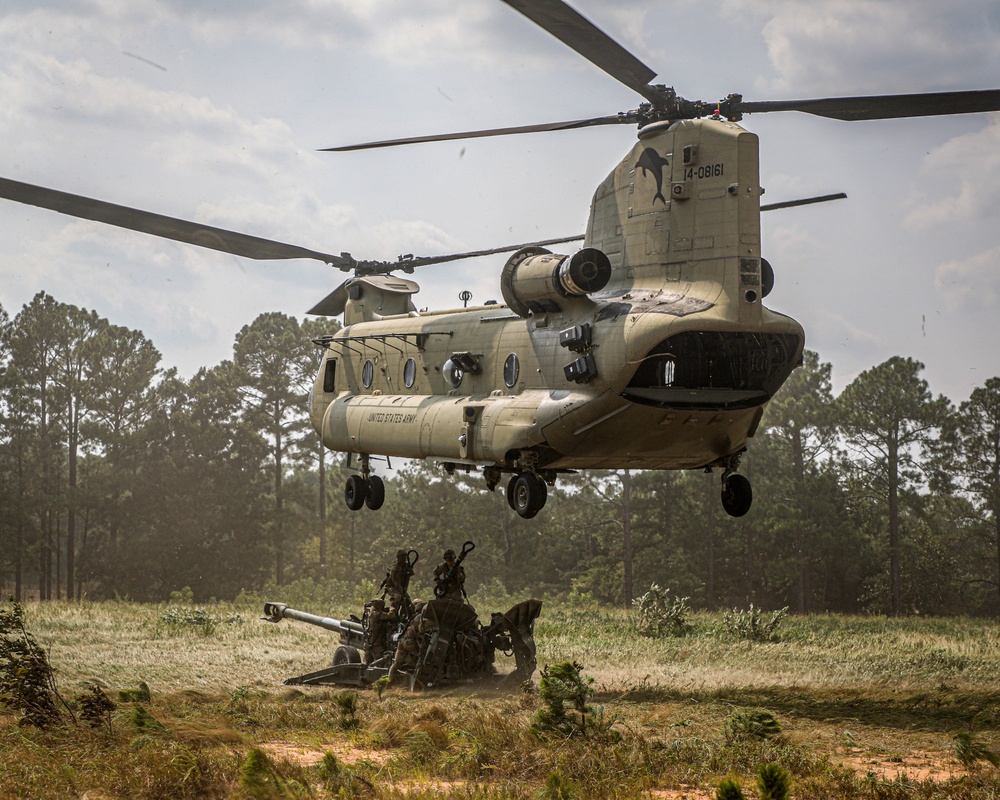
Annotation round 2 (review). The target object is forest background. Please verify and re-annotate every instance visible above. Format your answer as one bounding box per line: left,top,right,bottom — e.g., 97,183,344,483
2,290,999,620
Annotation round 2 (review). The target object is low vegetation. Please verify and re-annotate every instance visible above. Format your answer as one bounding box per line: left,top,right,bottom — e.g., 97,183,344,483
2,597,999,798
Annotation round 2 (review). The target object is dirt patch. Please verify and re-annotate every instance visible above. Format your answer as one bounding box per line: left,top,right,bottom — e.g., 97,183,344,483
261,740,392,767
649,787,714,799
836,748,967,782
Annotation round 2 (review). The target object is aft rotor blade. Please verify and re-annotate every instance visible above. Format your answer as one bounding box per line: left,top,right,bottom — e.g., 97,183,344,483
400,234,585,269
500,0,660,103
761,193,847,212
738,89,1000,121
322,115,627,152
0,177,352,268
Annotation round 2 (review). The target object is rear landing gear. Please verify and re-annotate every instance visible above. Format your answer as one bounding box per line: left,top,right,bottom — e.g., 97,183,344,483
506,472,548,519
719,455,752,517
344,454,386,512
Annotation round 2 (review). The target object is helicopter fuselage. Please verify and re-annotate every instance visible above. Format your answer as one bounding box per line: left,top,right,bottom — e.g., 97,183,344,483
310,117,804,516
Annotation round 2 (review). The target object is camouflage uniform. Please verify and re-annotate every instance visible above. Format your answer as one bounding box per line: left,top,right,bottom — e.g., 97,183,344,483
362,598,397,665
383,549,415,617
386,614,431,683
433,549,466,602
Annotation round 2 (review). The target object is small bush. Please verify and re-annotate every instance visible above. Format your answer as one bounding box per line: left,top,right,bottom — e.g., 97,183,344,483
716,778,745,800
76,683,115,732
531,661,595,737
954,730,1000,768
161,607,242,633
721,604,788,641
533,769,579,799
0,600,64,727
723,708,782,743
757,762,791,800
118,680,152,703
317,752,372,797
334,690,361,730
633,584,692,637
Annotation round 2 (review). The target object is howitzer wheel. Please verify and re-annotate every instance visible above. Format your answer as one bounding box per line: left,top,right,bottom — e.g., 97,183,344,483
333,645,362,666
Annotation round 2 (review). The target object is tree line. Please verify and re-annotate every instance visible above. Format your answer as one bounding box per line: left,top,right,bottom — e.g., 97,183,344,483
1,291,998,617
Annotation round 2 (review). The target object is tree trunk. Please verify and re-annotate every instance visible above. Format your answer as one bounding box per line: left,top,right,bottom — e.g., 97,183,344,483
621,470,633,608
888,436,901,616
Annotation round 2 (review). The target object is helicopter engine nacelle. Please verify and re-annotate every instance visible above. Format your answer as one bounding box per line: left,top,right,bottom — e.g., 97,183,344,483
501,246,611,318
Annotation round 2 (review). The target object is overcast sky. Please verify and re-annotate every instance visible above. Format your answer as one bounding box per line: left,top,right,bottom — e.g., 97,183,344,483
1,0,998,403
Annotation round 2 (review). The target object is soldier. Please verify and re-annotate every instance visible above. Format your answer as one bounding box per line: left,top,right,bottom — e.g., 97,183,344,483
386,612,432,683
361,598,397,665
433,548,465,602
382,548,415,617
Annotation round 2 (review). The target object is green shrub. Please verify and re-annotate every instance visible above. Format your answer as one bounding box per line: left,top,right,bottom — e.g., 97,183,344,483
633,584,692,637
0,600,64,727
716,778,745,800
118,680,152,702
721,604,788,641
757,762,791,800
76,682,115,732
531,661,595,737
723,708,782,743
954,730,1000,768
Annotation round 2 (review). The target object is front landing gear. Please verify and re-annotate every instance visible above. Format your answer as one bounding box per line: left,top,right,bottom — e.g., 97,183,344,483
719,454,752,517
344,455,386,512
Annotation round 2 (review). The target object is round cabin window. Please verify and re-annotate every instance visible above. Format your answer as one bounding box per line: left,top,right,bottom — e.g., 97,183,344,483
443,358,463,388
362,359,374,388
403,357,417,388
503,353,520,388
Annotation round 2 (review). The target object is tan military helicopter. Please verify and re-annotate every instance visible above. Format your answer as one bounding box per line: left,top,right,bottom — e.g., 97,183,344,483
1,0,998,520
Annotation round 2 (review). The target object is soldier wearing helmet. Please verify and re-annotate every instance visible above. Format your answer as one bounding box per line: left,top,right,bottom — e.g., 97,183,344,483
381,548,416,618
433,548,465,602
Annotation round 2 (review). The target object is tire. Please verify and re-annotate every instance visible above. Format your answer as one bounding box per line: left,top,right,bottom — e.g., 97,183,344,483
365,475,385,510
333,645,362,666
511,473,545,519
345,475,366,511
722,473,753,517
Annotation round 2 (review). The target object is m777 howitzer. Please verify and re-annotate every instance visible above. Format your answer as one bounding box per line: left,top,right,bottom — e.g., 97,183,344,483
262,597,542,692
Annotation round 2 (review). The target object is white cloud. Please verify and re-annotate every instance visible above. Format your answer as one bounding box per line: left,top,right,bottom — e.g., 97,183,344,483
905,118,1000,230
934,246,1000,311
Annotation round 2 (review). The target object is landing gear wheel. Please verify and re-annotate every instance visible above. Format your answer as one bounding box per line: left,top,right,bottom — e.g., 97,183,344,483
365,475,385,510
333,645,362,666
345,475,366,511
509,473,547,519
722,473,753,517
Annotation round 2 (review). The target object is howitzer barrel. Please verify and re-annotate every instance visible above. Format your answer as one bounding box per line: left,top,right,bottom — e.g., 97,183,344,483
262,602,364,636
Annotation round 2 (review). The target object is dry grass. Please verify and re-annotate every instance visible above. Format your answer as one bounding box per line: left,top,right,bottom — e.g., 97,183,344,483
2,598,999,798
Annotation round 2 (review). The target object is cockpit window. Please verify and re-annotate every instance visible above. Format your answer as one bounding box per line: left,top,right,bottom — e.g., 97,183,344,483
323,359,336,393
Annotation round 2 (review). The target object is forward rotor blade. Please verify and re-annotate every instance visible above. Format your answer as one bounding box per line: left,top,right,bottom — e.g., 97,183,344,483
761,193,847,212
500,0,660,103
322,115,626,152
738,89,1000,121
0,177,352,268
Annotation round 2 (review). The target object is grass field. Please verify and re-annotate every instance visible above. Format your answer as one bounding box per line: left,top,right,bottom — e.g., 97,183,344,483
2,594,999,799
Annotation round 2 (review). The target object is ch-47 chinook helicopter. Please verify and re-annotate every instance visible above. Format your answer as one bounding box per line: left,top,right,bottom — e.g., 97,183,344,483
1,0,999,521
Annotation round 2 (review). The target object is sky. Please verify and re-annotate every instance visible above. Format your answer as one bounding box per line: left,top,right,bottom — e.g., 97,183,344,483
1,0,999,403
